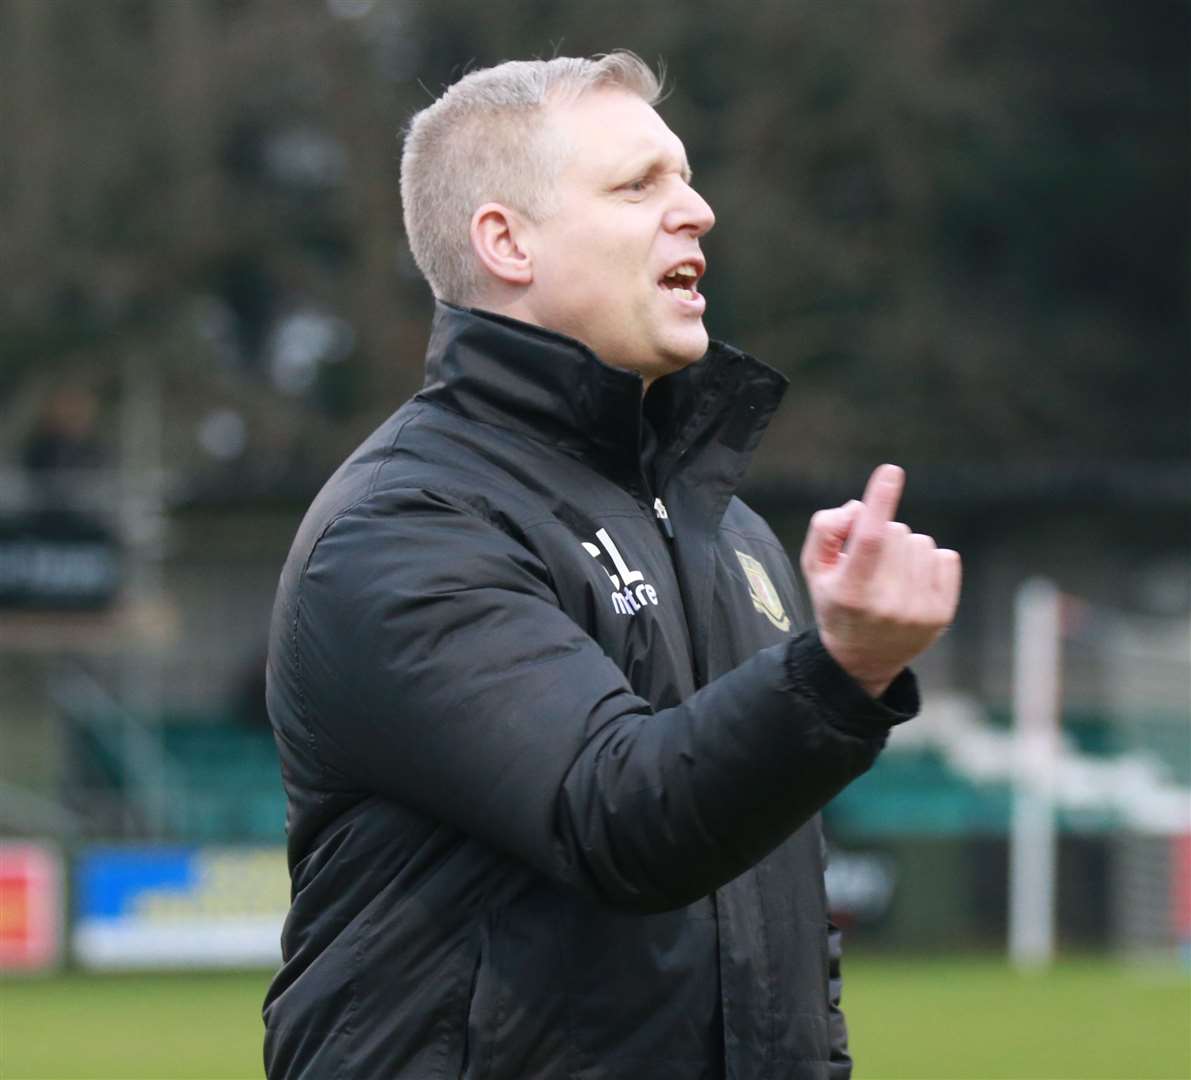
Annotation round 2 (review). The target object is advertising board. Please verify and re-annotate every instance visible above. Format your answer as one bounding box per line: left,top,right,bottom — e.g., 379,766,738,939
0,842,63,972
73,845,288,969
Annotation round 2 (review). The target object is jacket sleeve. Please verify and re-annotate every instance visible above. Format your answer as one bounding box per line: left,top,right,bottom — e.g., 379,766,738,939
291,487,916,912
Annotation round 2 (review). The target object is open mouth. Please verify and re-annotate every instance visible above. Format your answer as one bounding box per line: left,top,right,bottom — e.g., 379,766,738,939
658,262,702,301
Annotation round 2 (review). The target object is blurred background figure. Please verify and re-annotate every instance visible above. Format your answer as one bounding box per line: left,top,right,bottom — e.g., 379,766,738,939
0,1,1187,1078
22,383,107,479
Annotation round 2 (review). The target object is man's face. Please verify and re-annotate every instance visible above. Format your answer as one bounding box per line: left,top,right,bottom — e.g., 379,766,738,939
520,89,715,384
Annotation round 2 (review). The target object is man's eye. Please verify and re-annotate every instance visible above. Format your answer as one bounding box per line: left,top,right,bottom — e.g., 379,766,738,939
624,177,651,193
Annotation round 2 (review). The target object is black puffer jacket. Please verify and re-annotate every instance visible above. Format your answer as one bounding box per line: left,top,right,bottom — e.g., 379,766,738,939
263,302,917,1080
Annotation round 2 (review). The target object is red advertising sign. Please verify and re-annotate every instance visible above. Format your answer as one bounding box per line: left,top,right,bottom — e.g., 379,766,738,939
0,843,62,971
1172,833,1191,940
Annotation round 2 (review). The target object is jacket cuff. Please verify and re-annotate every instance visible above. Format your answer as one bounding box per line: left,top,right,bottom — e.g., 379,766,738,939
784,629,919,737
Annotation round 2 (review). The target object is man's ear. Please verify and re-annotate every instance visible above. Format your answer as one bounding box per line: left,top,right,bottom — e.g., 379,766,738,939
470,203,534,287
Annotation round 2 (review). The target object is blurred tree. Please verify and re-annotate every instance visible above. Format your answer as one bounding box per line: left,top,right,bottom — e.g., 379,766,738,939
395,0,1189,475
0,0,1185,495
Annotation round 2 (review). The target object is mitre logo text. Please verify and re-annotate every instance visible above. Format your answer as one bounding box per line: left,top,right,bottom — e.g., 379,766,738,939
582,529,659,616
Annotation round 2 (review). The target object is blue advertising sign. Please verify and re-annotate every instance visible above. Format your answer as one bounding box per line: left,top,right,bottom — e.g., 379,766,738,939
73,845,288,969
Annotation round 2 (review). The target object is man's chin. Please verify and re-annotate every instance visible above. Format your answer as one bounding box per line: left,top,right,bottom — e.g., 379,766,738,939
599,324,709,383
661,325,710,368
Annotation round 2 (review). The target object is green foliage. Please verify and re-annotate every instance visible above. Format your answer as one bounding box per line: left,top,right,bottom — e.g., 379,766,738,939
2,0,1187,480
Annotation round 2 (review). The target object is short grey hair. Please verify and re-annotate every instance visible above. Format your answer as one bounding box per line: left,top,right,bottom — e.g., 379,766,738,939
400,52,663,304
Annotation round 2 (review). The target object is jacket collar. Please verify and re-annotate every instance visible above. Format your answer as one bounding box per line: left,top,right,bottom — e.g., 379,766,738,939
418,301,788,497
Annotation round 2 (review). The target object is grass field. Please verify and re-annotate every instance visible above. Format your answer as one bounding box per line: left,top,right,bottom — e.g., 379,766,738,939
2,955,1188,1079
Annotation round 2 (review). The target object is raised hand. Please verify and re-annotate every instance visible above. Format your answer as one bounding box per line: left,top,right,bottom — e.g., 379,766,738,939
799,464,961,699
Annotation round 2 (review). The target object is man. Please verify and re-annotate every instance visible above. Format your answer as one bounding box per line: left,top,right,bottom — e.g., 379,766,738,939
263,52,959,1080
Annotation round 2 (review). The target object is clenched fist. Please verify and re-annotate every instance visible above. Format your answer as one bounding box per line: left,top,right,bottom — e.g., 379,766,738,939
800,464,961,699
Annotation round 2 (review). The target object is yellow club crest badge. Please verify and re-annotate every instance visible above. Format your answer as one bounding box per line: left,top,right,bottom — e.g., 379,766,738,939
735,550,790,632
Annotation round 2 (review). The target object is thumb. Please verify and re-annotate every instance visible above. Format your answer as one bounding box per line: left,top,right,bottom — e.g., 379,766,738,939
800,501,862,577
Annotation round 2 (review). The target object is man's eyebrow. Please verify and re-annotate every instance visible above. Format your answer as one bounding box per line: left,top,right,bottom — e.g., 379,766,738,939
623,154,694,184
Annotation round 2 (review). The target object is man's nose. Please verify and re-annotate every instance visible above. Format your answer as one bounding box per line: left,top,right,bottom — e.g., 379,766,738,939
664,181,716,237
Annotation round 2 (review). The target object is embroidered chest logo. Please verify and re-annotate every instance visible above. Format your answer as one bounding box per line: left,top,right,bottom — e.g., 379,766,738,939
735,550,790,632
582,528,660,616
